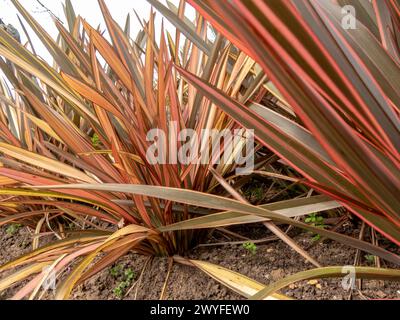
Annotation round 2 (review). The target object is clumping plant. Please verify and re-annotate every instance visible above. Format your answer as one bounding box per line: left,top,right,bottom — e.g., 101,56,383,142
0,0,399,301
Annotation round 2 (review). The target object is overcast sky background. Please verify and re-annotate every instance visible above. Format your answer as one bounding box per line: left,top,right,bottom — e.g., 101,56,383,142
0,0,194,62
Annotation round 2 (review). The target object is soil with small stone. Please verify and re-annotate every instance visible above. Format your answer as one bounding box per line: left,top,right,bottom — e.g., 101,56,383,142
1,221,399,300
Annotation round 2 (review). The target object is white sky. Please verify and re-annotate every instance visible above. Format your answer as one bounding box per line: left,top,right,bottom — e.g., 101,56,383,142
0,0,193,63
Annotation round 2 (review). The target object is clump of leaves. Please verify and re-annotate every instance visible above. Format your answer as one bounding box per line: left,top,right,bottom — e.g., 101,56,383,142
110,264,123,278
305,213,327,241
243,241,257,255
6,224,22,236
305,213,325,226
91,133,100,148
1,0,400,302
111,266,136,299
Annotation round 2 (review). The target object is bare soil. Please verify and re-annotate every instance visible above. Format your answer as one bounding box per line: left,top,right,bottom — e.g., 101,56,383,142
1,223,399,300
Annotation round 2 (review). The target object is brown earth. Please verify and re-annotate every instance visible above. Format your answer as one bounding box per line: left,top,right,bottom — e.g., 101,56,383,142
1,223,399,300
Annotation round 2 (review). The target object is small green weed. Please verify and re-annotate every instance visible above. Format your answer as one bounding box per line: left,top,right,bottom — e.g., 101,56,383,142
305,213,327,242
110,265,123,278
110,266,136,299
91,133,100,148
243,241,257,255
6,224,22,235
305,213,325,225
